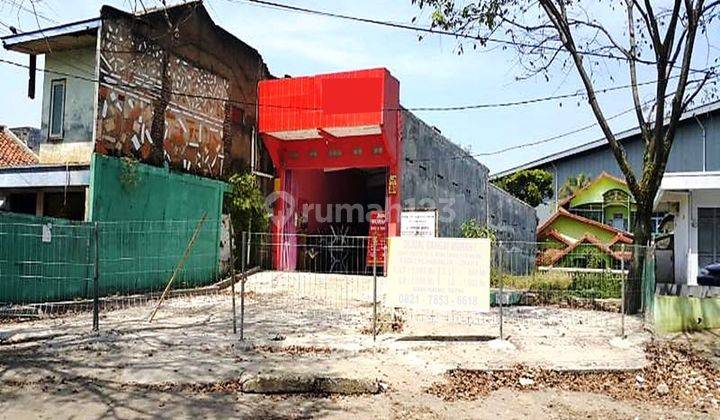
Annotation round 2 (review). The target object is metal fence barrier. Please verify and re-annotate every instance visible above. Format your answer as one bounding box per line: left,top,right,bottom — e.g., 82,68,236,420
0,215,222,323
1,217,654,341
238,233,653,341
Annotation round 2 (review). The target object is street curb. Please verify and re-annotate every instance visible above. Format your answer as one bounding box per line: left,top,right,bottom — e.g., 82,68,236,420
242,374,383,395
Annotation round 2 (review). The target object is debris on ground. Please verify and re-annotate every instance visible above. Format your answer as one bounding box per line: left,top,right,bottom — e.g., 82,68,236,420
251,344,333,356
427,340,720,411
360,311,404,335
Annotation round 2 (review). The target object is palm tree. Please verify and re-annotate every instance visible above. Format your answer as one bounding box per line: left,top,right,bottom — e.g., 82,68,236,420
559,173,590,199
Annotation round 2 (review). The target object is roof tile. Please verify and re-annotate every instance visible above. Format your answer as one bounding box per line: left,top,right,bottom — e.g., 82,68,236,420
0,127,39,167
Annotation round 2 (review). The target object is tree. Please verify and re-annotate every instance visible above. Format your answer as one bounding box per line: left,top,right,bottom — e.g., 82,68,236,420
559,173,590,199
413,0,720,313
460,218,496,241
493,169,554,207
224,173,268,264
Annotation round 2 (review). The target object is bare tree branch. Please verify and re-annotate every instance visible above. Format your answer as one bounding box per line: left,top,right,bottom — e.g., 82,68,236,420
626,0,648,139
539,0,640,194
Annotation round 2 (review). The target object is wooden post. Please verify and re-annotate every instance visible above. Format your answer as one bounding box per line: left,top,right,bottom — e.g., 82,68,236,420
148,213,208,323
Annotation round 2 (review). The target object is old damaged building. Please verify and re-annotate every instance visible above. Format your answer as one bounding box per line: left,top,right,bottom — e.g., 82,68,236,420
0,1,272,223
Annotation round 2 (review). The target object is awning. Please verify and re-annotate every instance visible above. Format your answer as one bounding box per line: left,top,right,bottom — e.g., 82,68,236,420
0,164,90,189
2,18,100,54
654,171,720,207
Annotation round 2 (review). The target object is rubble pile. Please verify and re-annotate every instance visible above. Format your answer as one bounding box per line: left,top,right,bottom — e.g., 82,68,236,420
428,340,720,410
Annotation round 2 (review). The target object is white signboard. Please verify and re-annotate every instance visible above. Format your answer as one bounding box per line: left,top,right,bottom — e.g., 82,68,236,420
400,211,437,237
386,237,491,312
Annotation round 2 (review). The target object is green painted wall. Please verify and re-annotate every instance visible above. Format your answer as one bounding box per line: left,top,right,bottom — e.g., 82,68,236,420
570,176,632,207
653,295,720,333
88,154,225,222
89,154,225,296
0,155,226,304
548,215,617,243
603,204,632,224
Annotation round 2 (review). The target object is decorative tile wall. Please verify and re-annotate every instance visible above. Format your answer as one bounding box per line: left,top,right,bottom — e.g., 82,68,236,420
95,20,228,177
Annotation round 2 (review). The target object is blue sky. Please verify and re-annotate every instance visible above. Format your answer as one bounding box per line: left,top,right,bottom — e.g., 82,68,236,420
1,0,717,174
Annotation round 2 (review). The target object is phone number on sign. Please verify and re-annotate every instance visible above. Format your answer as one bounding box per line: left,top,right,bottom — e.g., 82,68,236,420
397,294,478,307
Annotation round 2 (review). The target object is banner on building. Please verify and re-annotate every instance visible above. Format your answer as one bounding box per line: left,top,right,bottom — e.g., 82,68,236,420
400,210,438,237
366,211,387,266
386,237,491,312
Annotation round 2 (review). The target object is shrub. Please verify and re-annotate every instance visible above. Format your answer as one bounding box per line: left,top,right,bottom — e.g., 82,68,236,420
494,270,622,299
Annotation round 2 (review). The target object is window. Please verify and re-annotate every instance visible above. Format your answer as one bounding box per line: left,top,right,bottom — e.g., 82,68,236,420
49,79,66,139
698,208,720,270
612,213,626,231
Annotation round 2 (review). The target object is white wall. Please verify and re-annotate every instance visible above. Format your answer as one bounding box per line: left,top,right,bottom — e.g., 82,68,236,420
39,46,98,164
669,192,691,284
671,189,720,285
687,190,720,283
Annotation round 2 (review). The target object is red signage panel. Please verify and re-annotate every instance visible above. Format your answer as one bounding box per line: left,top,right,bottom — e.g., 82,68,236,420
367,211,387,266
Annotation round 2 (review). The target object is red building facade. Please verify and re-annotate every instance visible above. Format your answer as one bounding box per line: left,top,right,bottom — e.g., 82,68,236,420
258,68,402,270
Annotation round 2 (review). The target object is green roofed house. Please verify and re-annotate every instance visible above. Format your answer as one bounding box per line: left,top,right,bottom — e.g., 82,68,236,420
537,172,634,269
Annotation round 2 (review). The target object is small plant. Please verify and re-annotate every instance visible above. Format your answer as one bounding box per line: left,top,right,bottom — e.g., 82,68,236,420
119,157,140,190
460,218,496,242
491,270,573,290
224,172,269,268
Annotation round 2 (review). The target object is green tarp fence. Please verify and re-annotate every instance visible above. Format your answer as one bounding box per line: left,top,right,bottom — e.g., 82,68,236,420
0,154,225,304
0,212,221,304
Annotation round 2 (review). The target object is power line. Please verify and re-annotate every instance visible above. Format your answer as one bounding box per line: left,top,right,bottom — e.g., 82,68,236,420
413,73,718,162
1,57,716,113
233,0,705,69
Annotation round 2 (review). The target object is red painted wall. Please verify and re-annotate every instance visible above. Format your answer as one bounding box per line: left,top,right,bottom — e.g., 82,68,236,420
259,68,402,270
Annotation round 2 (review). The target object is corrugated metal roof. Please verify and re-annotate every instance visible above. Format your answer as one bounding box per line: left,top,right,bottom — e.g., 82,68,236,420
491,99,720,179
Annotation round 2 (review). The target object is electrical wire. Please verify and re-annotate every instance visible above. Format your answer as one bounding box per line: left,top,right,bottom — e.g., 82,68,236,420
1,56,716,113
234,0,712,70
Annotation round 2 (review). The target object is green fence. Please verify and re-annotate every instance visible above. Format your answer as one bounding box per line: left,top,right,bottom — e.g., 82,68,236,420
0,213,94,303
97,218,221,297
0,212,221,304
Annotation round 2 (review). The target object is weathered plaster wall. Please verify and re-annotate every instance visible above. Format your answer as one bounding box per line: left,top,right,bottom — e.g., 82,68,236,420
487,184,537,243
39,142,95,165
401,110,537,243
401,110,489,237
39,46,97,163
95,5,272,181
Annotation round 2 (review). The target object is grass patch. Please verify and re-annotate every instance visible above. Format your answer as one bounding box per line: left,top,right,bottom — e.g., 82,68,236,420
492,270,623,299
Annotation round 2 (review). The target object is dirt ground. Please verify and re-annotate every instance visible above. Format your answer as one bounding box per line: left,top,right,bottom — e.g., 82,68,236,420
0,271,715,418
